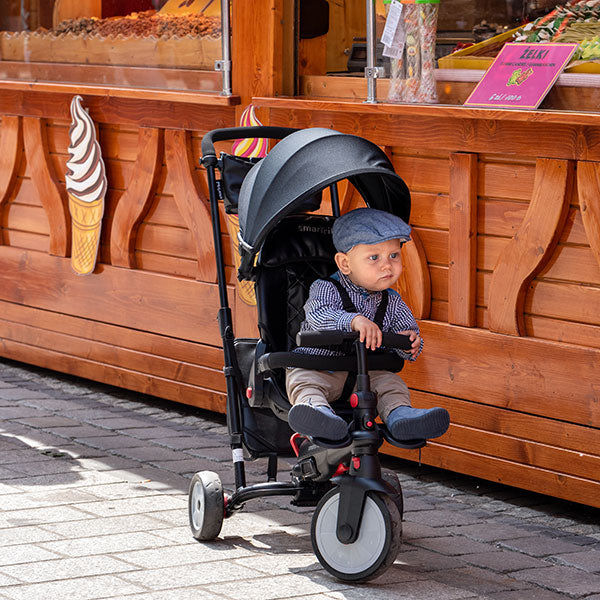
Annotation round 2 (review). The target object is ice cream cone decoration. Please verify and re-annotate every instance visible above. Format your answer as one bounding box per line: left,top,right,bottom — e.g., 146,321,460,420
228,105,269,306
66,96,107,275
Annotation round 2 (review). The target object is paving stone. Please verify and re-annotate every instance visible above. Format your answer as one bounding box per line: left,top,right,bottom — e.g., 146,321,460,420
74,435,149,450
428,566,531,596
0,407,53,419
1,555,139,583
499,536,589,557
512,565,600,596
0,575,144,600
411,535,498,556
118,562,261,590
484,588,573,599
462,550,551,573
13,416,78,428
72,494,186,518
109,590,224,600
0,388,49,400
552,550,600,572
41,514,173,538
450,522,539,543
0,505,94,528
0,545,61,567
408,508,487,527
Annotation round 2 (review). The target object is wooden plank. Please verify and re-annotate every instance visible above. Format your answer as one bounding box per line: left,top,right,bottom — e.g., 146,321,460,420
0,338,226,413
0,298,225,369
525,279,600,326
409,390,600,457
478,161,535,202
0,89,237,131
403,320,600,427
110,128,163,268
488,159,572,335
164,129,216,283
478,199,528,238
524,314,600,349
480,237,600,286
22,117,70,256
0,247,222,346
410,192,449,230
577,161,600,270
429,265,448,302
413,227,448,266
391,155,450,194
448,153,477,327
385,440,600,508
0,115,22,245
3,203,50,236
2,230,48,253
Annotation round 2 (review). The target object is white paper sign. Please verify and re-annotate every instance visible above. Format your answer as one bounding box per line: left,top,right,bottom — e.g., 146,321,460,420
381,0,403,47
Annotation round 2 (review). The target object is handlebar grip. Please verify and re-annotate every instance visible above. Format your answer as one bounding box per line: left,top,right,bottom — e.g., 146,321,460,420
200,126,299,158
296,331,413,351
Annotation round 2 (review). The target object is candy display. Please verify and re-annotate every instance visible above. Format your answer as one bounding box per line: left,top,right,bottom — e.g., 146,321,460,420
387,0,440,104
513,0,600,43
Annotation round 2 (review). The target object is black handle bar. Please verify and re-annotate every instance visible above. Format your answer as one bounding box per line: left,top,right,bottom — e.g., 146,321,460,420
296,331,413,351
201,126,299,159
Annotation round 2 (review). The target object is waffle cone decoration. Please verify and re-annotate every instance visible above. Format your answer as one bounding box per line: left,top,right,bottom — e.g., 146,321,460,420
229,104,269,306
66,96,107,275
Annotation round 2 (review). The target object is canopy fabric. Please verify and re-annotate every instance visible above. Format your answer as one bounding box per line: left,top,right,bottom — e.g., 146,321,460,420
237,128,411,278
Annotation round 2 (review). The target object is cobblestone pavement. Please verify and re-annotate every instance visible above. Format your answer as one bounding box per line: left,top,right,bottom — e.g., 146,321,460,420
0,358,598,600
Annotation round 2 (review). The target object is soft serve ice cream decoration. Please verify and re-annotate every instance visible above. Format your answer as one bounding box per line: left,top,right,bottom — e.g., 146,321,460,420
66,96,107,275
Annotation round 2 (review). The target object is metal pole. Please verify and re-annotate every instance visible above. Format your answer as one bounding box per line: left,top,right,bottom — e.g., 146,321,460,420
216,0,232,96
364,0,379,104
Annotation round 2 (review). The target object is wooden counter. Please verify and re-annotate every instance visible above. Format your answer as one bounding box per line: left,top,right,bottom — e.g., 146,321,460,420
0,82,240,413
252,96,600,508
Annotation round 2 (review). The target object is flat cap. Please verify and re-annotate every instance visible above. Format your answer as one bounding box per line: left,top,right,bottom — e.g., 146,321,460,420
332,207,411,253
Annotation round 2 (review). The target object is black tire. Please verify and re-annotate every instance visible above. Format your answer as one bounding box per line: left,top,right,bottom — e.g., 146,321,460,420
188,471,224,541
382,469,404,521
311,487,402,582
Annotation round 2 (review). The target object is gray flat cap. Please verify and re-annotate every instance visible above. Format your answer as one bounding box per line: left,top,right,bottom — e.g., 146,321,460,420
332,207,411,253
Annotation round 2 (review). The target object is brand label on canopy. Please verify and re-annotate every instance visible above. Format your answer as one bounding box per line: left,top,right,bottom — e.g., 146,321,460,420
464,42,578,109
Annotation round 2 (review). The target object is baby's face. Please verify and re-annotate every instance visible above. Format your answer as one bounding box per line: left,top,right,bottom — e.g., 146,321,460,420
336,239,403,292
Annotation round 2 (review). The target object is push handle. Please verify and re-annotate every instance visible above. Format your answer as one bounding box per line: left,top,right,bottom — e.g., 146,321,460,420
296,330,413,351
201,126,299,162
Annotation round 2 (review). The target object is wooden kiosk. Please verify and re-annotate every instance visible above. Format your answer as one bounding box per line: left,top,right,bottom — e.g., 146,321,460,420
0,0,598,508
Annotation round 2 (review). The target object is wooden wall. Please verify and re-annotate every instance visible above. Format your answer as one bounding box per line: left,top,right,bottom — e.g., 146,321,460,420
253,97,599,508
0,86,239,413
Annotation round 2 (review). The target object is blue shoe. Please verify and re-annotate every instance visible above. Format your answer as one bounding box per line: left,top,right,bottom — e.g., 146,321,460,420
386,406,450,441
288,402,348,441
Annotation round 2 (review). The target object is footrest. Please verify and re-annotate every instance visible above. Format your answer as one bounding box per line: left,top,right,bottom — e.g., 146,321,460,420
381,425,427,450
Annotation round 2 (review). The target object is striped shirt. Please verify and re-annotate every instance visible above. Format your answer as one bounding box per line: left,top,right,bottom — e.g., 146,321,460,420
296,271,422,359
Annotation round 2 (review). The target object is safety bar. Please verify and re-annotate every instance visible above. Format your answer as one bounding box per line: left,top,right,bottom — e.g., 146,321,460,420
296,331,413,351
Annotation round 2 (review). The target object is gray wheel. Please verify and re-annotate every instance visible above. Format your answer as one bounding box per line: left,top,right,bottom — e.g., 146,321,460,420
382,469,404,520
188,471,224,541
311,487,402,582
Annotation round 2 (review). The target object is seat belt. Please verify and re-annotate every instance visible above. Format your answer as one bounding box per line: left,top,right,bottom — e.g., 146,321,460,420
325,278,389,400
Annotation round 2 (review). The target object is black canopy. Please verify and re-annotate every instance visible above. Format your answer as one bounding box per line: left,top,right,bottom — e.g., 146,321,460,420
237,127,411,279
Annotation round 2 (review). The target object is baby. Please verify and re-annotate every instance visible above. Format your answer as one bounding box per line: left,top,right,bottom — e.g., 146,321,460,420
286,207,450,442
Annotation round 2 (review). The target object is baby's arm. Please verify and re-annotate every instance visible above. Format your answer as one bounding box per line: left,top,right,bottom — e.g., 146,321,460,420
351,315,382,351
303,280,361,331
388,292,423,360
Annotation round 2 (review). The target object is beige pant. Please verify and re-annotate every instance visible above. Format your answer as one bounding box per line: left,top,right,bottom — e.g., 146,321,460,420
286,368,410,422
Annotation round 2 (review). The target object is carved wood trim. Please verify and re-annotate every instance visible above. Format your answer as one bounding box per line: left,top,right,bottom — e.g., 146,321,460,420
448,152,478,327
164,129,216,282
0,116,22,245
110,128,163,268
488,158,573,336
577,161,600,271
22,117,70,257
398,228,431,320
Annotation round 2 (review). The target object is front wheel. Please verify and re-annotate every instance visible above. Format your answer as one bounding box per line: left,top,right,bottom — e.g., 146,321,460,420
311,487,402,582
188,471,224,541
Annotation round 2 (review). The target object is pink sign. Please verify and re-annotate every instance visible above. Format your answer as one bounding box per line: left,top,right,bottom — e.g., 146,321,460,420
464,42,578,109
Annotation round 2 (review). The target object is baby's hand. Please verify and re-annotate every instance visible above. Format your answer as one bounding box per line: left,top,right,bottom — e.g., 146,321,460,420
399,330,421,358
351,316,382,351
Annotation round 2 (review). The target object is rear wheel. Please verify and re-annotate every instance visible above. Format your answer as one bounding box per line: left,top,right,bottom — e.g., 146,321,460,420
311,487,401,582
188,471,224,541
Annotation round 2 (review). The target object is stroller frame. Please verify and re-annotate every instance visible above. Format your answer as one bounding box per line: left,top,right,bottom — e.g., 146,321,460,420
189,126,427,582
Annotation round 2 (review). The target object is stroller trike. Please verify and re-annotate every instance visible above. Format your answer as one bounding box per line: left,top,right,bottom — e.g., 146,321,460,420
188,126,439,582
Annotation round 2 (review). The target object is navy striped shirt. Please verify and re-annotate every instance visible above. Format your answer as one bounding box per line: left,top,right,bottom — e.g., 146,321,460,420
296,271,422,359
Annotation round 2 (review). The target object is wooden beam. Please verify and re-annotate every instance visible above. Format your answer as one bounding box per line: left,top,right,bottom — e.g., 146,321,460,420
22,117,70,257
164,129,217,283
398,229,431,320
488,159,572,335
110,128,163,268
0,115,22,245
577,161,600,270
